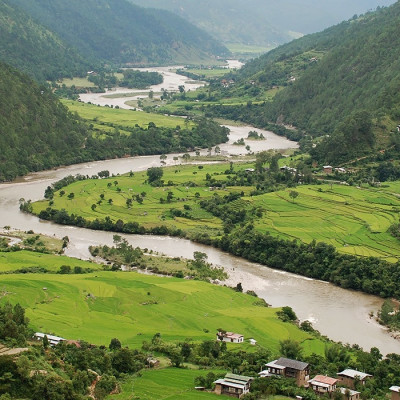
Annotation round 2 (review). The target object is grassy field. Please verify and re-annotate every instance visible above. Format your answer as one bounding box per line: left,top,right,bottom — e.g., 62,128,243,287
0,250,103,273
59,77,96,88
108,368,231,400
0,270,323,353
32,163,400,260
62,100,191,129
183,68,233,79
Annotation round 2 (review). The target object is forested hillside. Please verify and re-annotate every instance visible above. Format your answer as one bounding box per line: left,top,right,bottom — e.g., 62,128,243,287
0,63,89,181
0,0,92,81
10,0,228,65
130,0,395,47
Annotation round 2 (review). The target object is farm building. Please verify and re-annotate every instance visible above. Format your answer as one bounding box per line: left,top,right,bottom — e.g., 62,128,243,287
214,373,253,398
323,165,333,174
337,369,372,389
216,331,244,343
33,332,65,346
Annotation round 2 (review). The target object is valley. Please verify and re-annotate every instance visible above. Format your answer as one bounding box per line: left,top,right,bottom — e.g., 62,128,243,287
1,1,400,399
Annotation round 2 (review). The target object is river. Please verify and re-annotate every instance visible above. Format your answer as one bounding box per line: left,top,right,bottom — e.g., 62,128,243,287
1,66,399,355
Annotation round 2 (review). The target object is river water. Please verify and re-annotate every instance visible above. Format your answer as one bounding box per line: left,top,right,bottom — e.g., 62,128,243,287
1,66,399,355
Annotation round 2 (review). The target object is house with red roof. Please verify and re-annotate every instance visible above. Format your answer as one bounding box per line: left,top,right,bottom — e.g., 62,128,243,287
216,331,244,344
308,375,338,396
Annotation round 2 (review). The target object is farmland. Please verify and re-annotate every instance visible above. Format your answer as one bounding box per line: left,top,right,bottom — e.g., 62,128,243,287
62,99,191,130
0,270,323,353
32,162,400,261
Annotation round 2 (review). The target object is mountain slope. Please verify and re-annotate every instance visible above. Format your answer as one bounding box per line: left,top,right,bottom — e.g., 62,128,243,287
0,0,92,81
0,62,89,181
129,0,395,47
10,0,229,65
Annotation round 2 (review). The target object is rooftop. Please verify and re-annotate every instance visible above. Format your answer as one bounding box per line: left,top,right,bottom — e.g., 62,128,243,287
309,375,338,386
338,369,372,380
275,357,309,371
339,388,361,396
391,386,400,393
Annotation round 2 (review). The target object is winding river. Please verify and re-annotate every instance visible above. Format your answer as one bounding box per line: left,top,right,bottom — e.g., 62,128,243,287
1,66,399,355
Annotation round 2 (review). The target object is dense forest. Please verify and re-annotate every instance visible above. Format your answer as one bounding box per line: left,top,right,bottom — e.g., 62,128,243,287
0,0,92,81
10,0,228,66
0,62,89,181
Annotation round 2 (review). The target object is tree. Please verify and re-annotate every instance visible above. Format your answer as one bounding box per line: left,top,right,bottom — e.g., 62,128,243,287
109,338,122,351
147,167,163,183
289,190,299,203
279,339,303,360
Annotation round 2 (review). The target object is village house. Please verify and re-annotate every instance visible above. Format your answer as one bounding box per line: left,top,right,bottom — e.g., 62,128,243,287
323,165,333,174
338,387,361,400
260,357,310,387
33,332,65,346
335,167,347,174
337,369,372,389
308,375,338,396
216,331,244,343
214,373,253,398
390,386,400,400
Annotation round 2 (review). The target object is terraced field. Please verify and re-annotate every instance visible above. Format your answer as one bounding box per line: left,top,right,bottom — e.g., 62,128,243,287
31,163,400,260
0,271,323,353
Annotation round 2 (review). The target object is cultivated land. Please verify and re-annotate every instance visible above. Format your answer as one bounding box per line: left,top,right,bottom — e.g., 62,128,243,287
62,99,190,130
109,368,231,400
0,270,324,353
0,250,103,273
32,163,400,260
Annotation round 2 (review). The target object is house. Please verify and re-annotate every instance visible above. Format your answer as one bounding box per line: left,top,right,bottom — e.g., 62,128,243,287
337,369,372,389
245,168,255,173
335,167,347,174
216,331,244,343
280,165,297,174
390,386,400,400
249,338,257,346
308,375,338,396
34,332,65,346
339,387,361,400
214,373,253,398
260,357,310,387
323,166,333,174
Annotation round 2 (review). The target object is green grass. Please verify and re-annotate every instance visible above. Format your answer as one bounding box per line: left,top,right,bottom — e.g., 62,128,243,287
0,250,103,273
226,43,274,55
60,77,96,88
183,68,233,79
108,368,230,400
62,100,190,129
0,270,323,353
32,163,400,260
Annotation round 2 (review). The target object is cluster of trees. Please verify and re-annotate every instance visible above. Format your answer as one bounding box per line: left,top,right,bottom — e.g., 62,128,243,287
120,70,163,89
0,303,30,347
210,224,400,299
83,118,229,162
0,334,148,400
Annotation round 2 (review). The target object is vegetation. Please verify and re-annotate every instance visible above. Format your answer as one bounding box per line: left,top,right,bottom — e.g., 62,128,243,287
11,0,229,66
29,162,400,299
119,70,163,89
0,0,91,81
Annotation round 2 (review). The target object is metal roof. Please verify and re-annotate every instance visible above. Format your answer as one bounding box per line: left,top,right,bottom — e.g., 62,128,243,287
225,373,252,383
275,357,309,371
339,388,361,396
214,379,246,390
309,375,338,386
338,369,372,380
390,386,400,393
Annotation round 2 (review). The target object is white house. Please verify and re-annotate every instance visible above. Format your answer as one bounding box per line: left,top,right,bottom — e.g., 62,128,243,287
216,331,244,343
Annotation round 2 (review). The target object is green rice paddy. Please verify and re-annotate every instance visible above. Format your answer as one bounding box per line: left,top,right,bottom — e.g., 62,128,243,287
62,100,190,129
0,270,322,353
32,163,400,261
